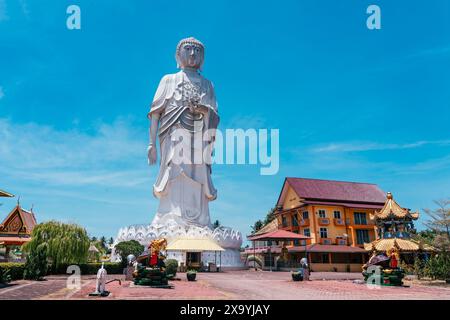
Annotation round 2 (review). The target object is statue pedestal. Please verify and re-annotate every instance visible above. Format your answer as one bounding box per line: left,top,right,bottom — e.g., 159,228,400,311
112,220,244,269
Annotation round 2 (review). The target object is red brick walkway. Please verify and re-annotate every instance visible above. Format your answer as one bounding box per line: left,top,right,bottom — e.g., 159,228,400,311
1,271,449,300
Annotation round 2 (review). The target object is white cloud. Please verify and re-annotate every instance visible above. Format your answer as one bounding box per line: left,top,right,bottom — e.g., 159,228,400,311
409,45,450,58
19,0,30,17
311,140,450,153
0,0,8,22
0,117,152,187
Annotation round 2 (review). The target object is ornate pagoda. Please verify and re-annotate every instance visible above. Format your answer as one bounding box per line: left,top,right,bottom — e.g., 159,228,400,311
362,192,431,286
373,192,418,240
0,204,37,262
364,192,426,252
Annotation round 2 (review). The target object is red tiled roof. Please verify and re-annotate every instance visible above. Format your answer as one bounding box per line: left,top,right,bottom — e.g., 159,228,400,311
0,205,37,235
302,200,383,209
19,208,37,232
285,177,386,204
244,244,367,254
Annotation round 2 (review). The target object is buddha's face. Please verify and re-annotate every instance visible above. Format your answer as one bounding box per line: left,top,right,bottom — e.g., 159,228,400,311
178,42,203,70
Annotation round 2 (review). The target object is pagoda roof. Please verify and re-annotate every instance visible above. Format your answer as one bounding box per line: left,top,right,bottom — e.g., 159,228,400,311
0,205,37,236
363,238,434,252
373,192,419,220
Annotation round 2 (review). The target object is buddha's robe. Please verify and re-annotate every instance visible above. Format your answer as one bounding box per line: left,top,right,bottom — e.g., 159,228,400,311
148,70,219,228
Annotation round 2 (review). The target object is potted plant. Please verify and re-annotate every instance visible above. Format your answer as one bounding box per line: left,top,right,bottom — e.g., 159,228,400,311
291,271,303,282
187,269,197,281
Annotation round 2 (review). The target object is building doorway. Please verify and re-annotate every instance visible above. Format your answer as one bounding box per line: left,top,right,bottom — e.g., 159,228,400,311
186,252,201,269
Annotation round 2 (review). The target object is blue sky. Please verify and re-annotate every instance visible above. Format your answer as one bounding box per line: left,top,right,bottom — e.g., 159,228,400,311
1,0,449,240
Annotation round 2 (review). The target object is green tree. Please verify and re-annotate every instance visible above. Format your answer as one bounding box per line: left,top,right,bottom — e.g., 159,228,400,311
23,221,90,270
264,207,276,225
413,256,424,280
108,237,114,245
114,240,144,267
100,236,107,250
423,199,450,237
251,220,264,234
23,243,48,280
212,220,221,229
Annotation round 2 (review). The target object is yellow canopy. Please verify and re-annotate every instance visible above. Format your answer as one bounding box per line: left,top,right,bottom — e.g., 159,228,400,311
166,238,225,252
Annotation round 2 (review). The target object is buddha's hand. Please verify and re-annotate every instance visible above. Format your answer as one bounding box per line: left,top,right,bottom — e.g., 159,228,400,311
147,144,157,165
194,104,209,115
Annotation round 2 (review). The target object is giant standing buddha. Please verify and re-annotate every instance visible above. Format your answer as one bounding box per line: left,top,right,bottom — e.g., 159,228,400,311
113,37,243,268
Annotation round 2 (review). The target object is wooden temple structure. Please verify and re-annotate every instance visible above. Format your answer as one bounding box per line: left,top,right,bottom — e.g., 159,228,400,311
0,200,37,262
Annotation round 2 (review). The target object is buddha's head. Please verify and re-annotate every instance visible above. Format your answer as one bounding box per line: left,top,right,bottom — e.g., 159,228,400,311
176,37,205,71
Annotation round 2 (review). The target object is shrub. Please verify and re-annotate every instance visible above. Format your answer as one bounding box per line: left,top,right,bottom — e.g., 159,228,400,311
413,256,424,280
23,243,48,280
0,268,11,284
399,261,414,275
0,263,25,280
50,262,123,275
423,254,450,280
165,259,178,277
114,240,144,267
23,221,90,270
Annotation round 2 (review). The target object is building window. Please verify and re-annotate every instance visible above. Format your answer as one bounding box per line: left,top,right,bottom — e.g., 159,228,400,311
282,216,288,227
303,228,311,237
318,209,326,218
293,230,299,246
333,211,341,219
264,254,274,267
354,212,367,225
320,227,328,238
302,211,309,220
311,252,330,263
292,213,299,226
356,229,370,244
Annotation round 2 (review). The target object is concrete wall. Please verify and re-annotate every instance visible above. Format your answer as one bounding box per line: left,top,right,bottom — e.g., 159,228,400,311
310,263,362,273
277,264,362,273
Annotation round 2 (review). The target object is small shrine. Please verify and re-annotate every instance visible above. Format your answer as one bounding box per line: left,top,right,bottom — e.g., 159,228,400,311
132,238,171,287
0,204,37,262
362,192,431,286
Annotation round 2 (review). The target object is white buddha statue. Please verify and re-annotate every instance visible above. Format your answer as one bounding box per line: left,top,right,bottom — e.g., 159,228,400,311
147,37,219,229
111,37,242,267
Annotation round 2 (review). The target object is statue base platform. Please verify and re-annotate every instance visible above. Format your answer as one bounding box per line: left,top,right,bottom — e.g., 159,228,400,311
112,220,245,269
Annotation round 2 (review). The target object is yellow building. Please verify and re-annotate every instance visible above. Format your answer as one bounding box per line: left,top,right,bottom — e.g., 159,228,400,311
246,177,387,272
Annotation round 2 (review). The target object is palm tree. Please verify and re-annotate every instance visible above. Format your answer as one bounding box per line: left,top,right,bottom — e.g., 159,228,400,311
100,236,107,249
212,220,221,229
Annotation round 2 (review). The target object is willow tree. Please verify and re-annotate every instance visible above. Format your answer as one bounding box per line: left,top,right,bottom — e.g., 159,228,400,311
23,221,90,269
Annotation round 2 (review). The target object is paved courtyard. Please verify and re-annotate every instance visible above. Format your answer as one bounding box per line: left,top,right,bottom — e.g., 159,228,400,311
1,270,449,300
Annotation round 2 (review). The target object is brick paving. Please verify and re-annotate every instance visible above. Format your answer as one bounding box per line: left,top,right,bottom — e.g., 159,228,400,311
0,271,449,300
0,278,68,300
